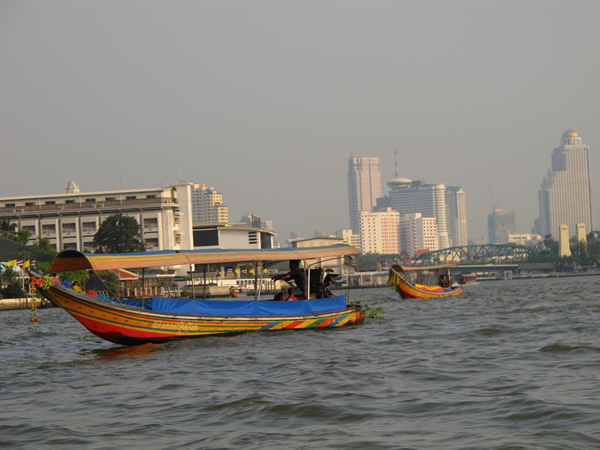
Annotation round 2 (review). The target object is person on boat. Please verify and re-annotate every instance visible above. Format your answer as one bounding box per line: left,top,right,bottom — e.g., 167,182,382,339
72,280,83,292
438,274,450,288
273,290,288,301
323,269,338,298
229,286,239,298
271,260,306,299
287,287,297,301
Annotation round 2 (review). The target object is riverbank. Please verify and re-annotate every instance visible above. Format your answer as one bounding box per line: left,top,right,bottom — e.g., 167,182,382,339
0,298,52,310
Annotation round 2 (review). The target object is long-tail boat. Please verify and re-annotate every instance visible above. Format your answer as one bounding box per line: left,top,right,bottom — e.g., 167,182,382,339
388,264,463,299
29,245,365,346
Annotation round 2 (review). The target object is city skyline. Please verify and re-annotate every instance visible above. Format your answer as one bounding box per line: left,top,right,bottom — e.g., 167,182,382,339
1,1,599,241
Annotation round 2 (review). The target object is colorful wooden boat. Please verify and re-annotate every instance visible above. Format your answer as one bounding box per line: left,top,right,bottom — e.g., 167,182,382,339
30,246,365,346
388,264,463,299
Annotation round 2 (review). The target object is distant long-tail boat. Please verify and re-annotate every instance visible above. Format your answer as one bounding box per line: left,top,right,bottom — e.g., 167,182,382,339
388,264,463,299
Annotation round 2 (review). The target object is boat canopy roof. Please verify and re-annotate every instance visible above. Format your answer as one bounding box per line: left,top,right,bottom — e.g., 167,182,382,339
48,245,361,272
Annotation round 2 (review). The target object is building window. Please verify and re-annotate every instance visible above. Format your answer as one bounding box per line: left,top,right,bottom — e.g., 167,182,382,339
82,222,97,233
45,201,56,205
144,238,159,249
65,200,76,204
193,229,219,247
4,203,15,207
25,202,36,206
62,223,76,235
146,194,157,199
105,197,116,201
143,218,158,229
42,224,56,236
248,232,258,245
126,196,136,200
85,198,95,203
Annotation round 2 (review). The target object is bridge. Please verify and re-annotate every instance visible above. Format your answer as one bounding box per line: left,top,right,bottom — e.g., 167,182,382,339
378,244,544,273
412,244,539,266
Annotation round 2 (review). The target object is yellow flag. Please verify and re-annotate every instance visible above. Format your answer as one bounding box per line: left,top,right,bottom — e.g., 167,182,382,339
23,260,30,268
8,260,17,266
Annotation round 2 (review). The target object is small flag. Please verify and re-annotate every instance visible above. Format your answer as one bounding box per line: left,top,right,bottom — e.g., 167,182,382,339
31,260,36,267
8,260,17,266
16,260,24,267
23,260,30,268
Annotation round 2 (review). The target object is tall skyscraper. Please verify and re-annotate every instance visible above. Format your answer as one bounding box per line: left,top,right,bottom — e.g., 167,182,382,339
537,129,592,238
446,186,468,247
387,178,450,249
348,156,382,234
488,208,516,244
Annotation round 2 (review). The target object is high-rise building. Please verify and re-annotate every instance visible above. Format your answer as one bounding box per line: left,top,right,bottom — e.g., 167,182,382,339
400,212,438,258
537,129,592,238
446,186,468,247
348,156,382,234
387,178,450,249
488,208,516,244
359,208,400,254
191,184,228,224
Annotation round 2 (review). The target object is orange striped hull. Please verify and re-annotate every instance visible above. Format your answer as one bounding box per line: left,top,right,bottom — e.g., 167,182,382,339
389,269,463,299
38,284,365,346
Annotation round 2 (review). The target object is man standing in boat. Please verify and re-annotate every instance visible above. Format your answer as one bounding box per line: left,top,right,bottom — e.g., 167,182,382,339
272,260,307,299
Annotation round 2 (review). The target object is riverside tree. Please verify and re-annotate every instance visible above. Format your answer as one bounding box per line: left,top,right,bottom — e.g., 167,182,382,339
93,214,146,254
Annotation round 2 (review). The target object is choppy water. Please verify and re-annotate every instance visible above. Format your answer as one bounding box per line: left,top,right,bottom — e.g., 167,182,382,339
1,276,599,449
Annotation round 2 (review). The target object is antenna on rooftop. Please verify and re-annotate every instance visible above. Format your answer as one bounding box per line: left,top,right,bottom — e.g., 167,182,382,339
394,149,399,178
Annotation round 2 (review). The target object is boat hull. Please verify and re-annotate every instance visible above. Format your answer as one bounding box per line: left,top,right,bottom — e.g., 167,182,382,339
389,268,463,299
37,282,365,346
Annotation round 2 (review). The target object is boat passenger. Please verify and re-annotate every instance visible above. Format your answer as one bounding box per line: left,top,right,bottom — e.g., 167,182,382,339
287,287,297,301
271,260,306,299
273,291,288,301
438,275,450,288
72,280,83,292
229,286,239,298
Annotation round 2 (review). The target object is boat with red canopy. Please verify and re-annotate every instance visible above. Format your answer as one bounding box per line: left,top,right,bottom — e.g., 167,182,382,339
29,245,365,346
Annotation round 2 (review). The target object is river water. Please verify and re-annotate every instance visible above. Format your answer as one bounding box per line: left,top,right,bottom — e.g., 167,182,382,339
1,276,599,449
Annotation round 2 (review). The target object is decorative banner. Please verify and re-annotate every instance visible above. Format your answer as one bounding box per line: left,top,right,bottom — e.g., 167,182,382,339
8,260,17,266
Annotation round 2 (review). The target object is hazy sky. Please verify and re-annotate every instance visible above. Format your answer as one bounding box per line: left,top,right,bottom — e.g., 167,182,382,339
2,0,599,243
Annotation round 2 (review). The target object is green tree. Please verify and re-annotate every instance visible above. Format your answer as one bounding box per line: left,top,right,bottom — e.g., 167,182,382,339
33,236,57,256
0,266,24,298
14,229,31,245
0,218,17,239
356,253,381,271
93,214,146,253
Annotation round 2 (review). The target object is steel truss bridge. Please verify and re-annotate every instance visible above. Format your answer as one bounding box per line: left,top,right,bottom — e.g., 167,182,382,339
381,244,540,267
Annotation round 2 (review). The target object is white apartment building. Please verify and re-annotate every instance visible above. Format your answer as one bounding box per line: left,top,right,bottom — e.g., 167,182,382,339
359,208,400,255
507,233,543,246
191,184,228,223
348,156,383,234
446,186,468,247
400,212,438,258
388,178,450,249
337,229,361,249
538,130,592,238
0,182,194,253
